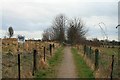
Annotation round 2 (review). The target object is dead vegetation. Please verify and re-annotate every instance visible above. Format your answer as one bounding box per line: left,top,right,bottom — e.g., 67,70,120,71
74,45,118,78
2,38,60,78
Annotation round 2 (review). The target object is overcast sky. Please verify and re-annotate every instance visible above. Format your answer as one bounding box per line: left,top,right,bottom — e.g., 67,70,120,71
1,0,119,41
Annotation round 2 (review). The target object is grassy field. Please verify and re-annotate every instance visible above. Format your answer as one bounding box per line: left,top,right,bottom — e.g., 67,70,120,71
71,48,94,78
35,46,64,78
93,47,118,57
2,40,60,78
98,47,118,78
2,52,33,78
91,46,118,77
2,39,118,78
76,45,118,78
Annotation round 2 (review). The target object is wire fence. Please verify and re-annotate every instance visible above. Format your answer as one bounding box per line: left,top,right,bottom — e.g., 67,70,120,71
82,45,118,78
2,41,60,78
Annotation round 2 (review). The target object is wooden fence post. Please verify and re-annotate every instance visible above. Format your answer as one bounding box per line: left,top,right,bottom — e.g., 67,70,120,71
110,55,114,80
18,51,20,80
44,47,46,62
89,46,92,58
84,45,86,55
32,49,37,76
86,46,89,55
49,44,52,56
53,44,54,49
95,49,99,71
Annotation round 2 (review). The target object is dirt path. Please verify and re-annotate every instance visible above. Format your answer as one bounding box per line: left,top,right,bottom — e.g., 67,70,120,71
57,46,78,78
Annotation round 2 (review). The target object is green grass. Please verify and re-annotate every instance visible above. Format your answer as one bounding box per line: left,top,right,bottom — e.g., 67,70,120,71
35,46,64,78
98,47,118,78
97,47,118,57
71,48,94,78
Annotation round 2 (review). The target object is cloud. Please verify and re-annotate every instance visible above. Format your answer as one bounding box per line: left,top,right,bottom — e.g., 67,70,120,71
84,16,118,41
1,0,119,40
87,34,118,41
15,31,43,39
1,29,43,39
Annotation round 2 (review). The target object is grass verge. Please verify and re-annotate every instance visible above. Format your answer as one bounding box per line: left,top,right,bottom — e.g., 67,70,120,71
35,46,64,78
71,48,94,78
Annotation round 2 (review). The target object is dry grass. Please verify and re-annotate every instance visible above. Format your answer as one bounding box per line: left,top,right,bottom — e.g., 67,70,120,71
75,45,118,78
2,39,60,78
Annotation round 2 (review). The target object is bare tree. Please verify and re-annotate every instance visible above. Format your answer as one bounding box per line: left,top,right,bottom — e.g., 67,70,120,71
8,26,14,38
43,15,87,44
52,14,67,42
42,28,54,41
67,18,87,44
92,38,100,47
42,32,49,41
42,28,50,41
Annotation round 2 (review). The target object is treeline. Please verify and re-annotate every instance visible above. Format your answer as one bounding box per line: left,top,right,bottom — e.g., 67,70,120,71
42,14,87,45
85,38,119,47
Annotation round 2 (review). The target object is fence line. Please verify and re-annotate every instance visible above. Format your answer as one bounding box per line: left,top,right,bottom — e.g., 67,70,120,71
2,42,60,78
80,45,118,78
